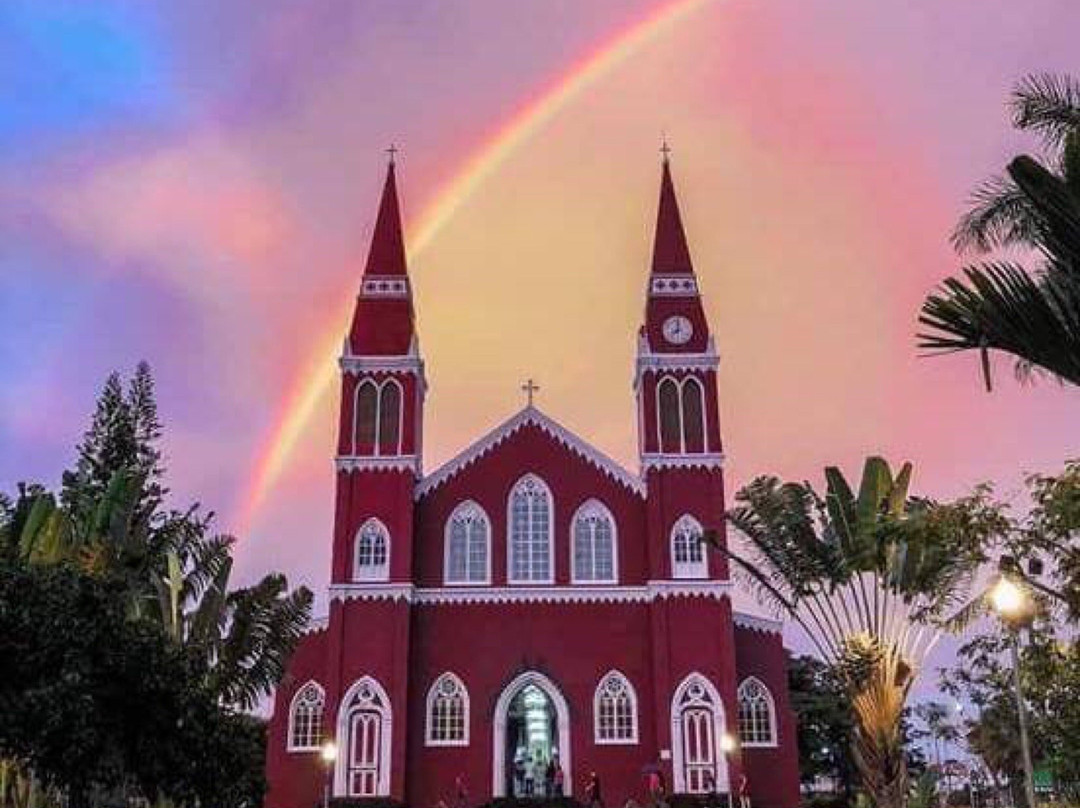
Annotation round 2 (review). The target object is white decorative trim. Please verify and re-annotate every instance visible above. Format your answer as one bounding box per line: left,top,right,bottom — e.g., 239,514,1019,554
416,406,644,499
361,276,409,297
328,580,733,605
670,514,708,580
593,670,639,745
302,615,329,634
650,274,699,297
339,354,424,375
330,582,415,602
732,611,783,635
336,455,422,474
634,341,719,389
641,452,725,472
737,676,779,748
353,517,391,582
424,672,470,747
492,671,571,797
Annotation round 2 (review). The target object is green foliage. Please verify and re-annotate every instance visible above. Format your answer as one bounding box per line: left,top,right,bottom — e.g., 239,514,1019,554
787,655,858,796
0,363,311,806
919,73,1080,388
713,457,1001,808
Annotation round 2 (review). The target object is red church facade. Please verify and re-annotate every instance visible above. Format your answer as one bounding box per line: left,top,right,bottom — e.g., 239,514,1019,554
264,156,801,808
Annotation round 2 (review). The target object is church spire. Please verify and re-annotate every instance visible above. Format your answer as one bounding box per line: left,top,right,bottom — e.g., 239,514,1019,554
363,155,408,277
651,151,695,276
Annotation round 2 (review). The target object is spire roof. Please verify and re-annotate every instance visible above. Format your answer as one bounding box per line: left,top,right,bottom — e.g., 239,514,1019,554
363,158,408,277
651,157,694,275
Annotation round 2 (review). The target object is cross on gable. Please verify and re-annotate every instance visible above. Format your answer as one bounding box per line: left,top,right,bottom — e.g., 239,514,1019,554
521,378,540,407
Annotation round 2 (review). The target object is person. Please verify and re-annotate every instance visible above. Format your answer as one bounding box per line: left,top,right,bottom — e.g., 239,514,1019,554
585,771,603,808
738,773,750,808
646,769,665,801
551,755,565,797
454,773,468,808
544,756,555,797
514,755,526,797
524,754,535,796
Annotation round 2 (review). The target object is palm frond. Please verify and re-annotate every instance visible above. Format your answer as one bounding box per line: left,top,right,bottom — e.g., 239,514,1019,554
952,175,1044,253
1012,73,1080,148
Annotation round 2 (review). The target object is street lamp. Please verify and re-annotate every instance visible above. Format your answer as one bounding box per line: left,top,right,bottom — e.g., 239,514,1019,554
989,577,1037,808
320,740,338,808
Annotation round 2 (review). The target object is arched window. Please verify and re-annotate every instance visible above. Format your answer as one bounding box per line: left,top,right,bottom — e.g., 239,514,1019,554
681,377,705,452
287,681,325,751
352,377,404,457
353,381,378,454
572,500,617,583
378,380,401,455
425,673,469,746
337,676,392,797
671,673,728,794
594,671,638,744
737,677,777,746
658,377,682,453
671,514,707,579
508,475,553,583
354,518,390,581
445,501,490,584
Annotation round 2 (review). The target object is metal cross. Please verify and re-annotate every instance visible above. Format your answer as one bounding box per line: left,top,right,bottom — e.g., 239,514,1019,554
660,137,672,162
386,143,398,164
521,378,540,407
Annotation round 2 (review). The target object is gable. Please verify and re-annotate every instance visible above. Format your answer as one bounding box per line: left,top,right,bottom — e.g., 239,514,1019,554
415,406,644,499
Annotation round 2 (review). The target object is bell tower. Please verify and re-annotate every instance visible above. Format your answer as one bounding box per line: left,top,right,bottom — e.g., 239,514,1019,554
635,151,728,581
330,155,425,586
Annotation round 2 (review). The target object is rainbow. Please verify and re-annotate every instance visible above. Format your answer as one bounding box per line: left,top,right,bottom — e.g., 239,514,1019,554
234,0,714,536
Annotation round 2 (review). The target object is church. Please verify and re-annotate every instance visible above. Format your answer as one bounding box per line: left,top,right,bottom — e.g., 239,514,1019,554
264,154,801,808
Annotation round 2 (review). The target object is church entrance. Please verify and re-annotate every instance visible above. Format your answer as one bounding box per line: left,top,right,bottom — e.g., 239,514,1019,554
492,672,572,798
504,685,559,797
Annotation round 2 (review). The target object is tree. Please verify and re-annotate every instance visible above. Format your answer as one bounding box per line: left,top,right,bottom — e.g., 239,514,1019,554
707,457,1004,808
787,655,858,798
919,74,1080,388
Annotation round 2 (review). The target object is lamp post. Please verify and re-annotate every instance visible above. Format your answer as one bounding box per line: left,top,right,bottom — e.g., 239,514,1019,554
989,577,1037,808
720,733,741,808
321,740,338,808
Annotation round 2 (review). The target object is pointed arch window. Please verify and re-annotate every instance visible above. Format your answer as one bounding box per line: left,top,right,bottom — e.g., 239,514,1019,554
737,677,777,746
508,474,553,583
445,501,490,584
572,500,617,583
287,681,325,751
354,518,390,581
656,375,708,454
352,377,403,456
671,514,707,579
594,671,638,744
425,673,469,746
658,378,682,453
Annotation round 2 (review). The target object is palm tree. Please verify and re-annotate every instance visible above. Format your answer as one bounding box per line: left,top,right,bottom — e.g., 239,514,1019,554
918,74,1080,388
706,457,1002,808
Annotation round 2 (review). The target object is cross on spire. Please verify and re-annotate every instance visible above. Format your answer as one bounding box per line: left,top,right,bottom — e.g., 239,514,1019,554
386,143,398,165
521,378,540,407
660,137,672,164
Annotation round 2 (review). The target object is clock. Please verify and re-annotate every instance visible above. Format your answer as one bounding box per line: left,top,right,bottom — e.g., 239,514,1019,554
662,315,693,345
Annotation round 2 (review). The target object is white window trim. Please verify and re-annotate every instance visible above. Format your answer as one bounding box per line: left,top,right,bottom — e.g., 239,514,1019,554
670,514,708,580
424,672,470,747
352,377,404,456
333,675,393,798
286,680,325,752
354,517,391,582
593,670,639,745
443,500,492,586
671,672,730,794
570,499,619,585
738,675,779,748
506,473,555,585
655,374,708,454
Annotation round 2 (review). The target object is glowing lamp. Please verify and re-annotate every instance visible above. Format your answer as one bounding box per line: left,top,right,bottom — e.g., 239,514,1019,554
321,741,338,764
990,577,1025,617
720,733,737,753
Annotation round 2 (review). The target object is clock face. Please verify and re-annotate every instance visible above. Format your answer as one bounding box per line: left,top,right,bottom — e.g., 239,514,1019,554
662,315,693,345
